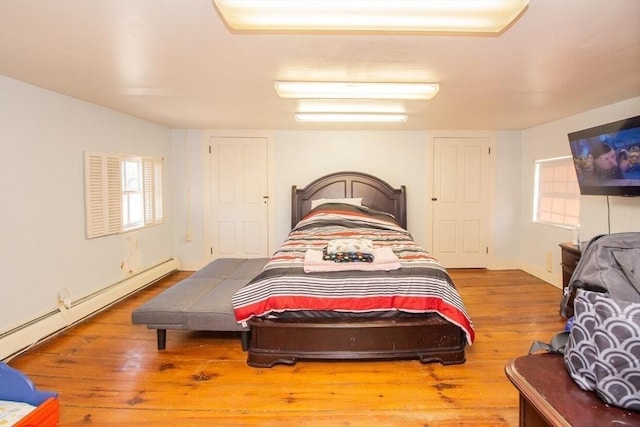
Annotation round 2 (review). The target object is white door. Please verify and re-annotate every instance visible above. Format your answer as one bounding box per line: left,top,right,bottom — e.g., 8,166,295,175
210,137,268,258
432,137,490,268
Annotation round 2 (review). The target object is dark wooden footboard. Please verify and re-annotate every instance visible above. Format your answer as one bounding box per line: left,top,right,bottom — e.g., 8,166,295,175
246,317,466,368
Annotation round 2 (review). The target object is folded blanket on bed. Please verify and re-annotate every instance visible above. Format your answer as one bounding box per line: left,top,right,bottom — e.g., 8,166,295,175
305,247,400,273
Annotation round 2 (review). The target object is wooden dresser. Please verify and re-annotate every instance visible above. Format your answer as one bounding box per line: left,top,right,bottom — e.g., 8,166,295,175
559,242,582,292
505,353,639,427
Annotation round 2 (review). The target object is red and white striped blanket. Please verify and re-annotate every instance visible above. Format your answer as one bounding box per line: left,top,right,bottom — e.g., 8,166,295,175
231,203,475,344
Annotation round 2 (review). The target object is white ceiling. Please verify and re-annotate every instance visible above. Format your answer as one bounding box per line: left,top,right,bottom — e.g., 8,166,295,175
1,0,639,131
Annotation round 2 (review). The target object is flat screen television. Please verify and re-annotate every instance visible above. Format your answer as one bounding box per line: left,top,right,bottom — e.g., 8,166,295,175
568,115,640,196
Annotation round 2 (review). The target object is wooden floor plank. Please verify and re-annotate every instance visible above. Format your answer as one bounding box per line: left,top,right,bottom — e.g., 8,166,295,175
7,269,563,426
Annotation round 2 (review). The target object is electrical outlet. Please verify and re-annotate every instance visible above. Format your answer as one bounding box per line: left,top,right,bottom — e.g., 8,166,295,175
546,251,553,273
58,288,71,309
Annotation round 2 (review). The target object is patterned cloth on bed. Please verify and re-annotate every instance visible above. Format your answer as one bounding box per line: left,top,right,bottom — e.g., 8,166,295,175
323,238,375,262
0,400,36,425
231,203,475,344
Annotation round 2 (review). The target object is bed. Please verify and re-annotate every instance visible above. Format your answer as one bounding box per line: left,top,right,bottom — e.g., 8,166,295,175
232,171,475,368
0,362,59,426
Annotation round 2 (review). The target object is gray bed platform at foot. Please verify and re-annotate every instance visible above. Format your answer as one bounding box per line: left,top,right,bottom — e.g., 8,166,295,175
131,258,268,351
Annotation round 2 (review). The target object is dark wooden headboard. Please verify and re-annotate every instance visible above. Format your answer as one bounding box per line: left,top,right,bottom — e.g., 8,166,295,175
291,171,407,229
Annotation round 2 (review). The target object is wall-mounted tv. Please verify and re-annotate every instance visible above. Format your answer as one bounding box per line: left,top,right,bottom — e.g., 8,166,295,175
568,115,640,196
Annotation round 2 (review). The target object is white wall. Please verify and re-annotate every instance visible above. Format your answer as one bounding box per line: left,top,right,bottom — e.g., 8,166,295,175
172,129,524,271
492,131,523,269
0,76,174,337
172,130,433,270
171,128,206,269
520,97,640,286
271,130,429,248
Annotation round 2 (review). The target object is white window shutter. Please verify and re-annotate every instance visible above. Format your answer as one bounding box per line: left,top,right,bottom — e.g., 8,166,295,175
84,152,123,238
143,157,164,225
143,158,152,224
106,156,123,233
153,160,164,222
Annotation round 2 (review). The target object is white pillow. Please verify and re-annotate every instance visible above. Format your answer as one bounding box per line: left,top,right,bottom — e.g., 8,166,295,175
310,197,362,209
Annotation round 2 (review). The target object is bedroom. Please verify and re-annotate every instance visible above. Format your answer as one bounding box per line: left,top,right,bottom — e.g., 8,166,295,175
1,0,639,424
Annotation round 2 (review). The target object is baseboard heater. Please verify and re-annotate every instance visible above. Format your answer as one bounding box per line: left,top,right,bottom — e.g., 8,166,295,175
0,257,180,361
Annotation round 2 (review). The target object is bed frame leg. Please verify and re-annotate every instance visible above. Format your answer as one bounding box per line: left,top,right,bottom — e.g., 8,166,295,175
157,329,166,350
240,331,250,351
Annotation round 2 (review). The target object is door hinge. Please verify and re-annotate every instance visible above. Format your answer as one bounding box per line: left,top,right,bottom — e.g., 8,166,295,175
210,247,213,255
209,145,212,154
486,246,489,254
488,147,491,155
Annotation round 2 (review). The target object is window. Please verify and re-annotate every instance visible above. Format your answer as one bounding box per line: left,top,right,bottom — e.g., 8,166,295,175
122,157,143,229
533,156,580,227
84,152,164,239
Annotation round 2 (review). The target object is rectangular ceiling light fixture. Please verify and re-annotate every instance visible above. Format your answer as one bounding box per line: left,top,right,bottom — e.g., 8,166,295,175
295,113,408,123
275,81,439,100
297,99,406,114
213,0,529,34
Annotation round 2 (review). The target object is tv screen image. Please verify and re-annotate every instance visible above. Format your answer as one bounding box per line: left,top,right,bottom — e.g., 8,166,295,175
568,115,640,196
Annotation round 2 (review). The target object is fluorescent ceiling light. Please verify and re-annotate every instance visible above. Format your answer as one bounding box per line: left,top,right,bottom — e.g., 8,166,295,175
295,113,408,123
213,1,529,34
298,99,405,114
275,82,439,100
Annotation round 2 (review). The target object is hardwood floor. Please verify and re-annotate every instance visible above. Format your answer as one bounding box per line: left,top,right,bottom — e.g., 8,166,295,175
8,269,566,426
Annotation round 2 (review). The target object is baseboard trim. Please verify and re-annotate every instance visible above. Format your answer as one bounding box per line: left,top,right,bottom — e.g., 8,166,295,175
0,257,180,361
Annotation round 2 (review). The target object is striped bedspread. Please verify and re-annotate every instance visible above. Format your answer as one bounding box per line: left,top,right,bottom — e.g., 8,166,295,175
231,203,475,344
